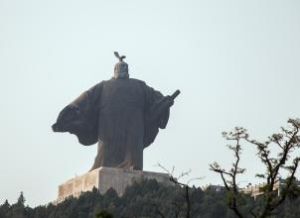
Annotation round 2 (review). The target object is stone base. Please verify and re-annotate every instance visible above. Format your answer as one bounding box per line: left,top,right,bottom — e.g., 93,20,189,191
56,167,171,203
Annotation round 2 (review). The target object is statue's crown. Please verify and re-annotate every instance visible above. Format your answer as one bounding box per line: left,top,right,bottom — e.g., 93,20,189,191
114,51,126,62
113,51,129,78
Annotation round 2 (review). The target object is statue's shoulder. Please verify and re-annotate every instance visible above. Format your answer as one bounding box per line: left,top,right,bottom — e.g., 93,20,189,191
87,80,108,92
94,79,111,87
98,78,147,88
129,78,147,86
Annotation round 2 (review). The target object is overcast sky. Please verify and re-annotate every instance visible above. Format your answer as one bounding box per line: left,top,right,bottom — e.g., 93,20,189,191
1,0,300,206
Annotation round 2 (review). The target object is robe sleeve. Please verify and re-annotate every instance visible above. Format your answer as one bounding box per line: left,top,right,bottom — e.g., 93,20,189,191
143,84,171,148
52,83,102,145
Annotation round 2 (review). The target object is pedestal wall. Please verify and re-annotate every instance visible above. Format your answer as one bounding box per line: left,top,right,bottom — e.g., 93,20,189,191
56,167,171,203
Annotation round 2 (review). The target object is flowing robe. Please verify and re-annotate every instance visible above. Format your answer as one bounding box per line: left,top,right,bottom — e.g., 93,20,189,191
53,77,170,171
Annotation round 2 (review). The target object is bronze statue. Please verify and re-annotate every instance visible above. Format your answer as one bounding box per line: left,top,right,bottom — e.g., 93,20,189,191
52,52,180,171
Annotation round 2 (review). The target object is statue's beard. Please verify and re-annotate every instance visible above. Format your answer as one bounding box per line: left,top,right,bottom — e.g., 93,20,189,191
114,71,129,79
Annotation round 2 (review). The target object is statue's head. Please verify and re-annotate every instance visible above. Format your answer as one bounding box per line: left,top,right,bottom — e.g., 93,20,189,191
114,51,129,79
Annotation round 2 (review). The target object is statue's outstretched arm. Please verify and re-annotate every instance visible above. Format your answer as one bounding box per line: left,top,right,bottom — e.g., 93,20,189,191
52,82,103,145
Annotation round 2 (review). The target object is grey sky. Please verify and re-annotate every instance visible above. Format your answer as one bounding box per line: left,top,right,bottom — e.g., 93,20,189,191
0,0,300,206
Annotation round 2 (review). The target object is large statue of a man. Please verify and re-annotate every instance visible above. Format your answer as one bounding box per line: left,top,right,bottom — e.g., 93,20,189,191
52,52,179,171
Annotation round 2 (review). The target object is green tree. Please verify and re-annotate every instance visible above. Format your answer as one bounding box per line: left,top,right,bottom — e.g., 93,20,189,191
6,192,26,218
96,210,113,218
17,192,25,207
0,200,10,218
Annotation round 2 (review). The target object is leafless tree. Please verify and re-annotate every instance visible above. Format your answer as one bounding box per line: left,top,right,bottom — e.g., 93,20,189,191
210,127,247,218
210,119,300,218
157,163,202,218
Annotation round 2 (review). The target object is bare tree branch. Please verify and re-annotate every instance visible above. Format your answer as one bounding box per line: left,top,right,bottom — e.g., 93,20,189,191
210,119,300,218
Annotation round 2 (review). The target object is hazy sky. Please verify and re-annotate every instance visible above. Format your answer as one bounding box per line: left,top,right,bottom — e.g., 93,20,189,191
1,0,300,206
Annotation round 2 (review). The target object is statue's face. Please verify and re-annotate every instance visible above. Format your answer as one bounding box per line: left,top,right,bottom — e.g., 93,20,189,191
114,62,129,79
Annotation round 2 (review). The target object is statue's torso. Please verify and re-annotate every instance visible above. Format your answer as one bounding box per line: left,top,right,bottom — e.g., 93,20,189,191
99,78,146,114
95,78,147,169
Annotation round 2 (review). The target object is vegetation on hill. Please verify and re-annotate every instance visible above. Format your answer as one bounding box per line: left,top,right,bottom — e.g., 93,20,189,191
1,178,300,218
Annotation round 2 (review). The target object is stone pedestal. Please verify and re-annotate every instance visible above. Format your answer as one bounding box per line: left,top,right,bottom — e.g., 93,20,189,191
56,167,171,203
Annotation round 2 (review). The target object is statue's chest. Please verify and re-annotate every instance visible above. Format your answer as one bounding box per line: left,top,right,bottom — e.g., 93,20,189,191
100,80,145,109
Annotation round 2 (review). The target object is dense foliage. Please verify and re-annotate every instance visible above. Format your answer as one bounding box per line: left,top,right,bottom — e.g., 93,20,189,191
1,179,299,218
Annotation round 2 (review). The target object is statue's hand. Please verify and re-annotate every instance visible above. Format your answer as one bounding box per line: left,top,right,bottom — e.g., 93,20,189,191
52,123,61,132
166,96,174,107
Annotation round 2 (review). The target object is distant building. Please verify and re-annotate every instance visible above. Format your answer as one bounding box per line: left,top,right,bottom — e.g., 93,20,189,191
242,178,300,199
